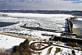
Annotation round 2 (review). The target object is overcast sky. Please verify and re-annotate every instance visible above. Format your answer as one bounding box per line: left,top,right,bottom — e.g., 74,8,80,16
0,0,82,11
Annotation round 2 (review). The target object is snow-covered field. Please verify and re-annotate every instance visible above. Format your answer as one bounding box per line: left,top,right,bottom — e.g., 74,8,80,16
0,13,67,40
41,45,82,55
0,13,77,46
0,34,82,55
0,34,25,49
0,13,70,32
0,13,82,55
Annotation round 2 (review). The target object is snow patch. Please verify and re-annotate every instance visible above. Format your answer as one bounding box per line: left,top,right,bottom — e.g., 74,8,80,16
0,34,25,49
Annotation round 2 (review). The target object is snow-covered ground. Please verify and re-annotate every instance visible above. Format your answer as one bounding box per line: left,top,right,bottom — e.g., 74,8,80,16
0,13,72,40
29,40,82,55
0,34,25,49
41,45,82,55
0,13,74,32
0,13,82,55
0,33,82,55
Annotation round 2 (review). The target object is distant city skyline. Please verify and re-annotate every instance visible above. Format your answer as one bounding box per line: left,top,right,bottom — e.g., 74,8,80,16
0,0,82,11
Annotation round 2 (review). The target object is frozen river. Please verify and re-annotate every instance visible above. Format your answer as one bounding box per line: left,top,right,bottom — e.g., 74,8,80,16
0,14,66,32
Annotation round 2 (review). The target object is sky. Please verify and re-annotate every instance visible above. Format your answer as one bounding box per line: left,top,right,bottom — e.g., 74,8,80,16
0,0,82,11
